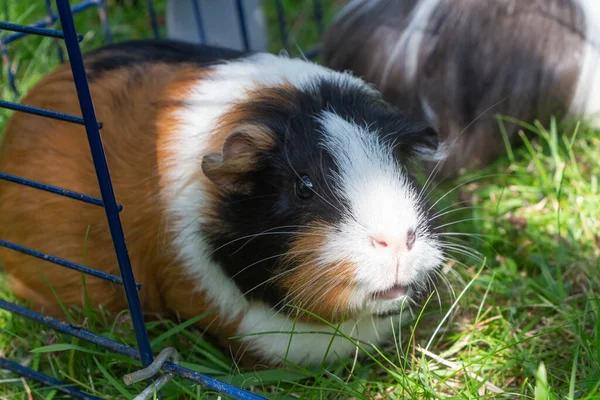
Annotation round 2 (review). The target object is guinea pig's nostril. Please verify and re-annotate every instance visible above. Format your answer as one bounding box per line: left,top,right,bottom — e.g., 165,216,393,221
371,237,388,249
406,230,416,251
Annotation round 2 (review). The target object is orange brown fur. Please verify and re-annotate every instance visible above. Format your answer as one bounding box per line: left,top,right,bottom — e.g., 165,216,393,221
280,224,357,323
0,61,243,350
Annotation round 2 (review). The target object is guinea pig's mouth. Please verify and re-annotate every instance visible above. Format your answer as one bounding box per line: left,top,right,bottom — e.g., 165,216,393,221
371,283,409,301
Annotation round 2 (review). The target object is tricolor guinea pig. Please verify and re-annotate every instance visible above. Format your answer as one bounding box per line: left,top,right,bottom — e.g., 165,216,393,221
0,39,446,366
322,0,600,177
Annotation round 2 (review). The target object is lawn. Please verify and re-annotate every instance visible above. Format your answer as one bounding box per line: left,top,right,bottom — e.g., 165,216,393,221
1,1,599,399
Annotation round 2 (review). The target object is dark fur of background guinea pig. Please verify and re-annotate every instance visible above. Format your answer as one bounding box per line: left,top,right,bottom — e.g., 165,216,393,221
0,39,449,367
322,0,600,179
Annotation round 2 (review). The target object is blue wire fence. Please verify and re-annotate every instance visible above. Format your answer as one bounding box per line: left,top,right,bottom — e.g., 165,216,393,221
0,0,324,398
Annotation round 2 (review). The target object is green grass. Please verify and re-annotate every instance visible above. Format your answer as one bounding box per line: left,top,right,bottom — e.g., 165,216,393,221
1,1,599,399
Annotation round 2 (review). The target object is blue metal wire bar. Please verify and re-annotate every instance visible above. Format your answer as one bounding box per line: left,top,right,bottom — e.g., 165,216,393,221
0,172,122,211
313,0,323,36
1,0,107,97
0,358,102,400
1,0,98,45
274,0,289,52
0,21,83,41
234,0,250,51
0,299,139,358
191,0,206,43
1,18,59,45
0,300,268,400
0,40,17,95
146,0,160,39
56,0,154,368
0,240,140,288
0,100,102,128
95,0,112,44
161,363,267,400
44,0,65,62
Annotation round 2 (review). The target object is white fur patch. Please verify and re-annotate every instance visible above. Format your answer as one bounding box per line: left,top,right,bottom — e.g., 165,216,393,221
237,303,412,365
570,0,600,128
162,53,440,364
317,112,443,315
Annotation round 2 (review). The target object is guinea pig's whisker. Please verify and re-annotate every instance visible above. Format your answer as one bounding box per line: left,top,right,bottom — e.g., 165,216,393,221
170,214,205,245
440,246,485,263
232,229,328,256
443,234,502,259
305,277,342,309
429,204,482,221
442,238,498,262
439,241,484,260
429,200,479,215
318,148,339,201
440,248,481,263
436,231,490,239
434,217,486,230
405,296,419,310
426,173,504,214
270,279,327,317
276,265,339,314
439,238,482,250
174,211,320,258
419,159,443,200
228,249,315,281
226,193,278,204
282,268,333,307
432,269,457,301
306,276,358,320
240,263,309,298
429,200,472,217
441,253,485,271
207,224,319,256
442,268,465,292
424,274,443,314
440,256,474,275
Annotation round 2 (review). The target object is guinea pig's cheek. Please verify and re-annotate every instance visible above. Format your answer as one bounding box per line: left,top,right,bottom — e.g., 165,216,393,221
278,225,361,321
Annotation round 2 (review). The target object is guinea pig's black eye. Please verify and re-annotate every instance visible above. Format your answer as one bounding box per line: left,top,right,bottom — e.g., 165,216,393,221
294,175,314,200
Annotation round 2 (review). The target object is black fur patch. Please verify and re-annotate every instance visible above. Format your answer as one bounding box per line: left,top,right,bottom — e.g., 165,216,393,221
202,76,438,309
84,39,249,81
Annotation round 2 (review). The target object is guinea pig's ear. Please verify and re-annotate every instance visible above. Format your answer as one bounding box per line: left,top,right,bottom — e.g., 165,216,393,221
395,125,445,162
411,126,445,161
202,125,275,194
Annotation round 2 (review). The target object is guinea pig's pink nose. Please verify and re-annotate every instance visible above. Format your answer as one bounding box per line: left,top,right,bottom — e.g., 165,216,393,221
371,230,415,252
371,236,389,249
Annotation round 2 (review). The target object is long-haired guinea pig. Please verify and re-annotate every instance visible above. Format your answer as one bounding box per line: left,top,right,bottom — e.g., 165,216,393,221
0,39,446,367
322,0,600,178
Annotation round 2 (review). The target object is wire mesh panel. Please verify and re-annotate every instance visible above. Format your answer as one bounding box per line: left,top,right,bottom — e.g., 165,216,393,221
1,0,111,96
0,0,325,398
0,1,272,398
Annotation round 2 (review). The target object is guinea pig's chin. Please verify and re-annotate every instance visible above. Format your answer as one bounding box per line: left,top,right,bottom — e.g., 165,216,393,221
363,295,411,317
360,286,415,317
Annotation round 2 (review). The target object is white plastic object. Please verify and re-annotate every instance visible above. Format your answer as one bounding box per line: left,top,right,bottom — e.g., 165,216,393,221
166,0,268,51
